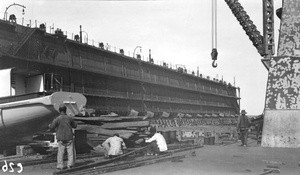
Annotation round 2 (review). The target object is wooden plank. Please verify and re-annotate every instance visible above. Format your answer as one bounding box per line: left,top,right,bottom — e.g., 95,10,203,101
76,124,88,130
87,137,106,141
85,125,137,139
74,115,149,126
86,133,99,138
87,135,108,140
71,154,184,175
0,155,23,161
119,116,147,120
74,116,122,122
18,152,103,167
100,112,119,117
100,121,150,129
54,143,202,175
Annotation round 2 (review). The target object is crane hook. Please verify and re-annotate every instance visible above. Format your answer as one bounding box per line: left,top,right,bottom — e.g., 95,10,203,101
211,48,218,68
212,60,217,68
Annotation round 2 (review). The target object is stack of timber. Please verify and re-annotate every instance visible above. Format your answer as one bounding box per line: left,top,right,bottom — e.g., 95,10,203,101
74,110,152,149
149,116,238,128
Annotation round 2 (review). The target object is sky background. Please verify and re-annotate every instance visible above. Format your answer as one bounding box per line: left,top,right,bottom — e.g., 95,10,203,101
0,0,283,115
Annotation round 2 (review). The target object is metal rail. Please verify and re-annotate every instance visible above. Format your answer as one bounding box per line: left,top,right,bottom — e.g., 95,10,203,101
70,155,186,175
54,144,202,175
262,0,275,57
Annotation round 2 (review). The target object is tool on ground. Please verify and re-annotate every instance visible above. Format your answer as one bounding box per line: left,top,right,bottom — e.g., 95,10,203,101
259,165,280,175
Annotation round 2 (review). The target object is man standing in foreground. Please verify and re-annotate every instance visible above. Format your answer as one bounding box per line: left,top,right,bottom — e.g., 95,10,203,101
145,127,168,156
237,109,251,147
49,104,77,170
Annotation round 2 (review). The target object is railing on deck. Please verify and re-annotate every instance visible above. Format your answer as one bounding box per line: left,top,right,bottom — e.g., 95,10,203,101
0,15,237,90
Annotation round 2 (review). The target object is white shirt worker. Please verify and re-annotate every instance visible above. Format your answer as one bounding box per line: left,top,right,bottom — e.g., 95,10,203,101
102,135,126,156
145,132,168,152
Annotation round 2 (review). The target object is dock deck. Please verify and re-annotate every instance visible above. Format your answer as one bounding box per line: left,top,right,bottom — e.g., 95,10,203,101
1,138,299,175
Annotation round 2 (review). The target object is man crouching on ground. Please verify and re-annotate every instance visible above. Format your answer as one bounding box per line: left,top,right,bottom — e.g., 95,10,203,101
145,127,168,156
102,133,127,158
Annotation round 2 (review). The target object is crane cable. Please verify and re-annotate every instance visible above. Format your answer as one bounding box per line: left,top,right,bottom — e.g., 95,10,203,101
211,0,218,68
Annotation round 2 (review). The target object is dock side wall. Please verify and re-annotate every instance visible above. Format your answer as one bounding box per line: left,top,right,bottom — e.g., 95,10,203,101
262,0,300,148
262,56,300,148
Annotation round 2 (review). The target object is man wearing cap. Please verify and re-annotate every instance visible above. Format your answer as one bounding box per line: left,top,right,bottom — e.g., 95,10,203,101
145,127,168,156
49,104,77,170
237,110,251,147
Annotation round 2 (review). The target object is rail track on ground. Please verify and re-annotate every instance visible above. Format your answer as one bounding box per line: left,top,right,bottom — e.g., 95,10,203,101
53,143,202,175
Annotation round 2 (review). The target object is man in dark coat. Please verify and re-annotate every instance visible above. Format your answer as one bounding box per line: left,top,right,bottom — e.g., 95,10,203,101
49,104,77,170
237,110,251,147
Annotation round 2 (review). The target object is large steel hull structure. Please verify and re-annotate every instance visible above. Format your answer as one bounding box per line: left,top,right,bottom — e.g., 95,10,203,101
0,19,239,117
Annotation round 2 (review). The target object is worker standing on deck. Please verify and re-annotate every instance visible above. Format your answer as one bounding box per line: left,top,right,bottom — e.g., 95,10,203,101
49,104,77,170
237,110,251,147
145,127,168,156
102,133,127,158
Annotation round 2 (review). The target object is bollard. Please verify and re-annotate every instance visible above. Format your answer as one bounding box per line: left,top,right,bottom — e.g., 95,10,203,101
204,137,210,145
169,130,177,143
209,136,215,145
162,131,171,144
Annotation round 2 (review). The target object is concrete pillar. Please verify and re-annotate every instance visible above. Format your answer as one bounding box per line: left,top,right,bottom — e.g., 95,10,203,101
262,0,300,148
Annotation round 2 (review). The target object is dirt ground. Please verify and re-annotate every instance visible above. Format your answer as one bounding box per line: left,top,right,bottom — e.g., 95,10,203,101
105,140,300,175
4,138,299,175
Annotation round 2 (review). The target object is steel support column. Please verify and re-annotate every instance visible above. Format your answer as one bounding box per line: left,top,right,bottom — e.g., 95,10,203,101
262,0,300,148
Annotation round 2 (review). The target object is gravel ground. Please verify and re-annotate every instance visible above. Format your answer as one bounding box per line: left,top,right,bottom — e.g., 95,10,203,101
105,140,300,175
11,138,299,175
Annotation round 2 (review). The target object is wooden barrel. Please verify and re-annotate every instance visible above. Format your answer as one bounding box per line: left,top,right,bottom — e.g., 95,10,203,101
204,137,210,145
75,129,88,154
209,136,215,145
169,130,177,143
161,131,171,144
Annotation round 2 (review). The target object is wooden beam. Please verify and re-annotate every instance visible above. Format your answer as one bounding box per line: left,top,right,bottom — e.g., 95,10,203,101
70,154,185,175
100,121,149,129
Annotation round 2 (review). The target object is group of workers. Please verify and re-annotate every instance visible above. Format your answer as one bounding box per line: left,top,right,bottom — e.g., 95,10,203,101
48,104,168,170
49,103,262,170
